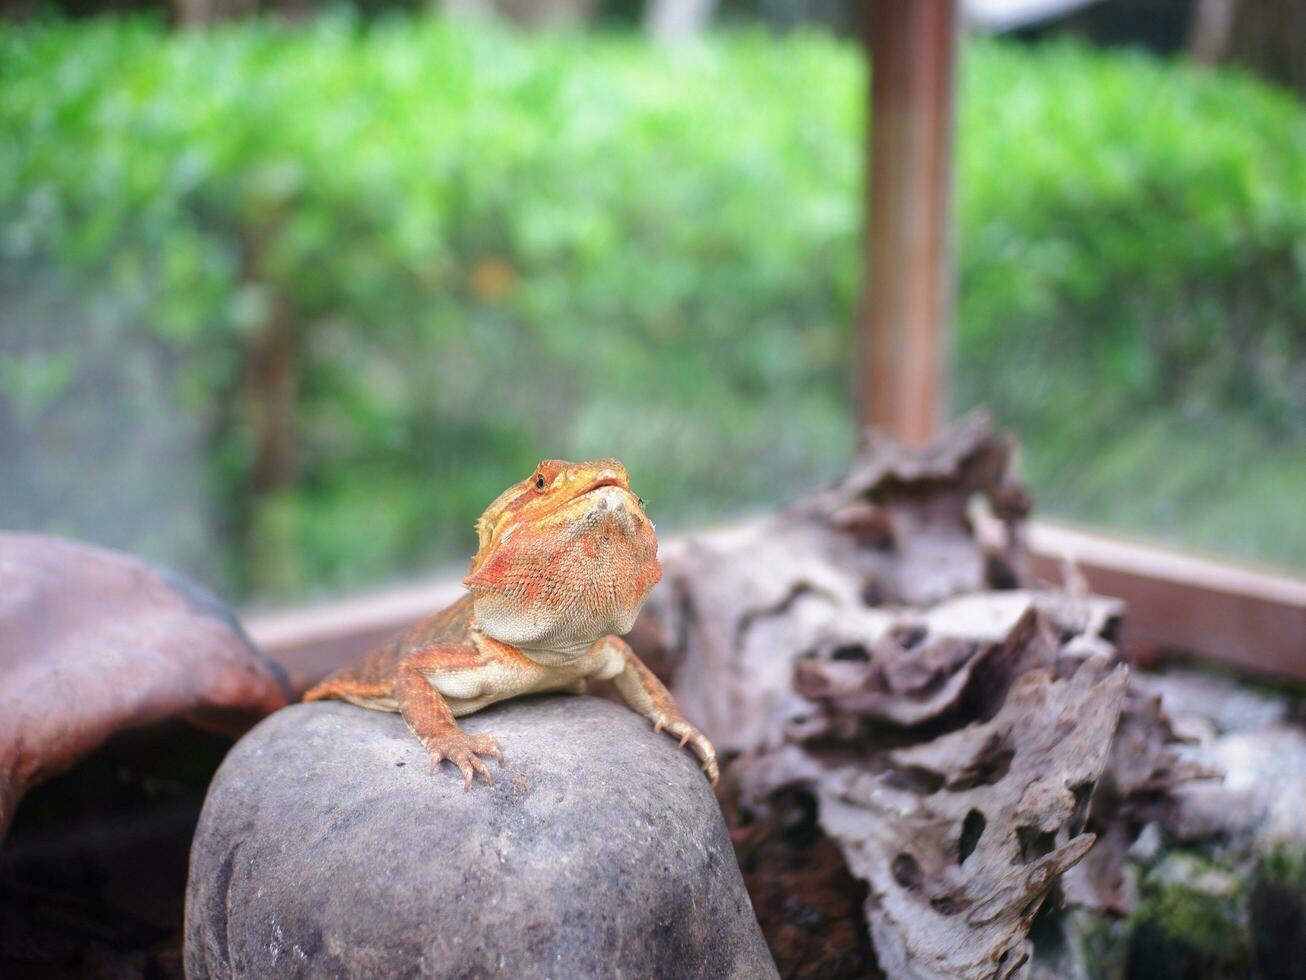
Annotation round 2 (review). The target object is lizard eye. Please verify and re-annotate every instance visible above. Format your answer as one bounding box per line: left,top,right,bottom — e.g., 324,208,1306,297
534,474,546,491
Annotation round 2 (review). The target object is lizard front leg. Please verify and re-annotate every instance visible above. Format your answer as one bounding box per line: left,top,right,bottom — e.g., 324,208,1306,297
395,646,504,789
592,636,719,786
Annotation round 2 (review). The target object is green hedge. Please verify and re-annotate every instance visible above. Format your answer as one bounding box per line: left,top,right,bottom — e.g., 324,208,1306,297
2,16,1304,599
957,42,1306,568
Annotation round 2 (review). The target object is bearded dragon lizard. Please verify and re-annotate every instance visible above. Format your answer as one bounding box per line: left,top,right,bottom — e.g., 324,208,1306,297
304,459,718,789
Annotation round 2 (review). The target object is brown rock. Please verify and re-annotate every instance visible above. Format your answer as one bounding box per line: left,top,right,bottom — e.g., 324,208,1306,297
0,533,290,839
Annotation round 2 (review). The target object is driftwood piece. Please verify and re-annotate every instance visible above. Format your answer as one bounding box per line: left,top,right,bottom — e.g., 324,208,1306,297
0,533,291,840
1059,686,1219,917
655,413,1034,755
804,659,1127,979
639,413,1201,979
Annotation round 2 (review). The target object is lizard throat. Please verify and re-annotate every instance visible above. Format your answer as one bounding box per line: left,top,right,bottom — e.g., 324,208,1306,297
513,636,596,666
462,504,662,650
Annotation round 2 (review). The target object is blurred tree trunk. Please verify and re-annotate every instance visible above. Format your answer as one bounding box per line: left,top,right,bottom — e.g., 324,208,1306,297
268,0,314,21
241,228,301,596
644,0,717,40
1189,0,1306,100
246,307,297,501
1186,0,1237,64
171,0,256,26
170,0,310,26
441,0,597,29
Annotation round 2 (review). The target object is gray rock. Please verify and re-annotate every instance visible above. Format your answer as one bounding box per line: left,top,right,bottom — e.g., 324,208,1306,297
1134,668,1291,736
185,697,776,980
1170,725,1306,851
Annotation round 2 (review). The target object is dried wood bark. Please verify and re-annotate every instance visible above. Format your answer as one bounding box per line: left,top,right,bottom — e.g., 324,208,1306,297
637,413,1200,979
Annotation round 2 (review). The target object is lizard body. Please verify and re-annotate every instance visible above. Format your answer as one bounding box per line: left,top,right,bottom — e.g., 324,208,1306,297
304,458,718,789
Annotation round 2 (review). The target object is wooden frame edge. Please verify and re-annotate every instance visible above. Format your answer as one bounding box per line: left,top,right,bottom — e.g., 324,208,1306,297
1019,520,1306,681
246,523,1306,692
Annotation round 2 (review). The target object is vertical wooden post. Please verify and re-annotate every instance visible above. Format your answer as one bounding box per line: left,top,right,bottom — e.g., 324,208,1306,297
859,0,959,446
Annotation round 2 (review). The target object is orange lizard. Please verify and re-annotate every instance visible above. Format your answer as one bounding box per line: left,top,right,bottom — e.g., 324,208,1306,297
304,458,719,790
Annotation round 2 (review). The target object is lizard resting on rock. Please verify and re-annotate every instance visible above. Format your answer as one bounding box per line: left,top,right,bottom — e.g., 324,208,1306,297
305,458,718,789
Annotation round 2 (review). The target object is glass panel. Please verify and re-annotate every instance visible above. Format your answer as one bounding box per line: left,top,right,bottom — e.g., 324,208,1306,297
955,40,1306,572
1,21,862,605
3,13,1302,614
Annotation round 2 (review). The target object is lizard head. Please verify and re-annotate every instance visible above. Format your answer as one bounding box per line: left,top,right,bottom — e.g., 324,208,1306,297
463,458,661,648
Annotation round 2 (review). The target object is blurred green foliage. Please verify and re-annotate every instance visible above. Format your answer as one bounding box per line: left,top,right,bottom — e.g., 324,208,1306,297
2,16,1303,601
958,42,1306,571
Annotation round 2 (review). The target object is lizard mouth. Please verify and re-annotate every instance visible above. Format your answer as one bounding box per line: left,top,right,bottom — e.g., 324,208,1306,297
572,480,645,529
572,476,626,502
521,478,635,530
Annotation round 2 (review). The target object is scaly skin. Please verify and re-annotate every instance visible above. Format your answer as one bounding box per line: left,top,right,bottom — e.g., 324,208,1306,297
304,458,719,789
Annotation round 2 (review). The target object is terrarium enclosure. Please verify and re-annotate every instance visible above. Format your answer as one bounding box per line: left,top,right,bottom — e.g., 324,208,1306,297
3,1,1306,978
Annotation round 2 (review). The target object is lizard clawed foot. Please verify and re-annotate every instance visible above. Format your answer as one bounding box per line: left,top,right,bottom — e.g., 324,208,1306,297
652,715,719,787
423,731,504,790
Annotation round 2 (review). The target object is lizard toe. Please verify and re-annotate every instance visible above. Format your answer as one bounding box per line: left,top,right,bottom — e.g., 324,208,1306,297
702,756,720,787
652,715,718,787
424,745,446,776
469,733,504,764
466,750,494,786
423,733,500,787
450,751,476,790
